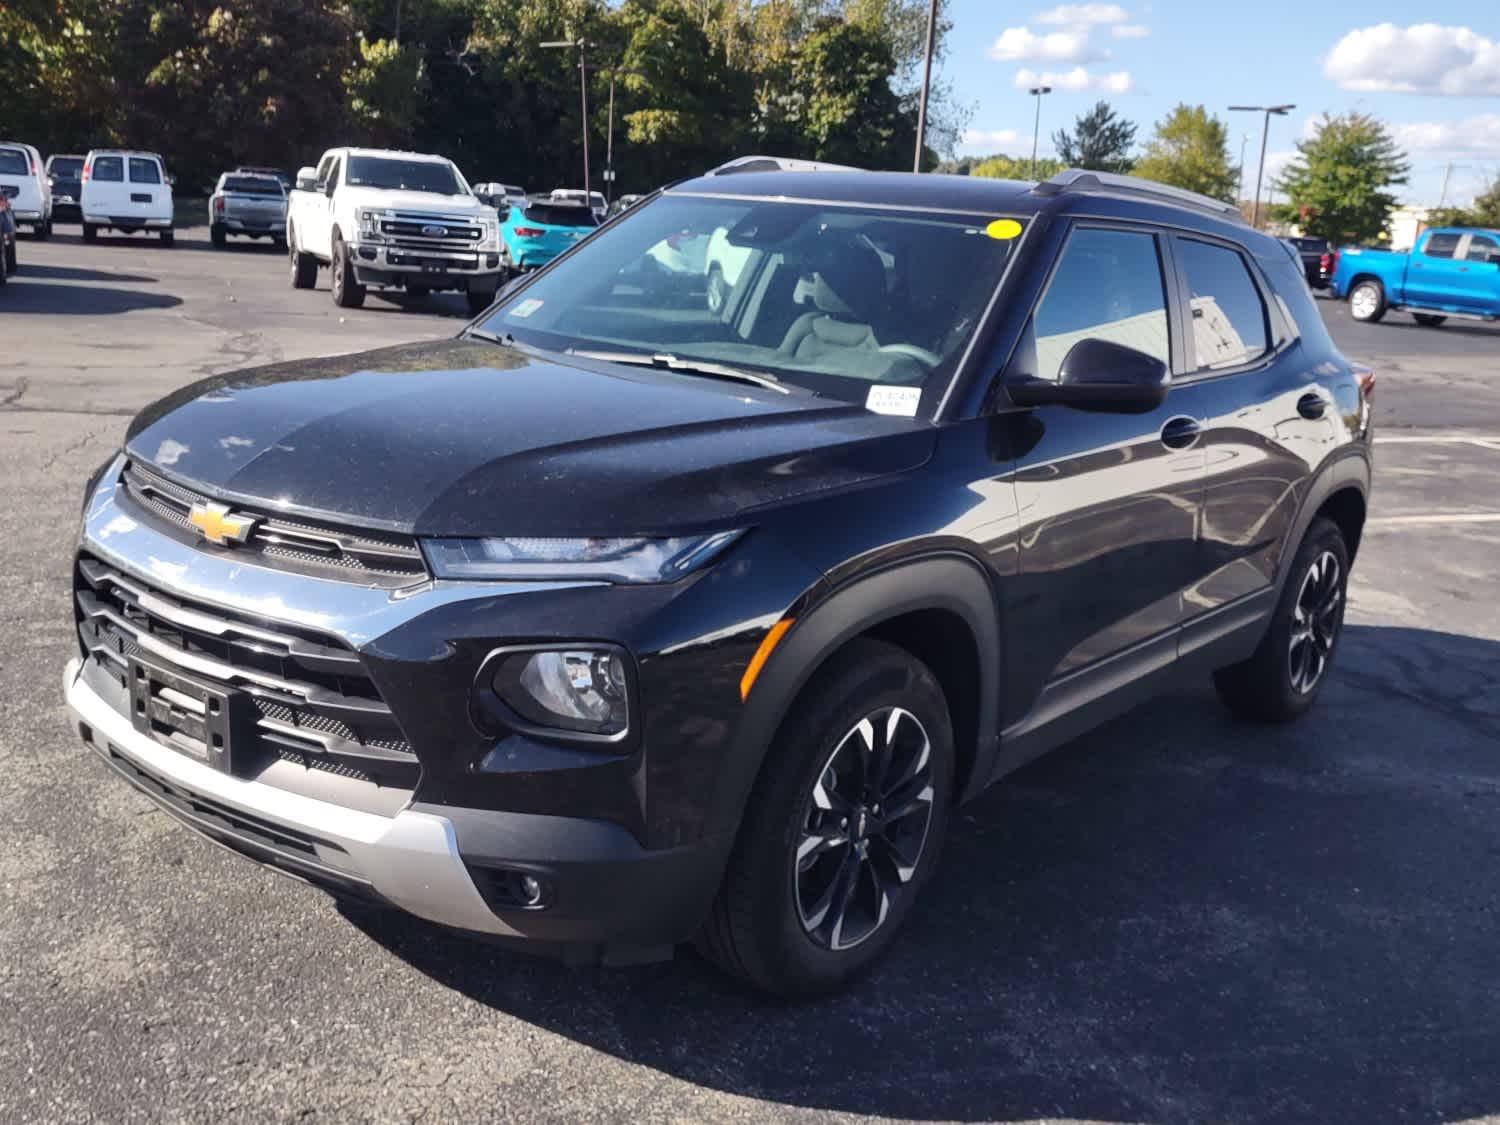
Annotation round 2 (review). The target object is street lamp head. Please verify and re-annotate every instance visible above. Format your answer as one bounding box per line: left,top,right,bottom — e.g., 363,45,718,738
1269,103,1296,115
1029,85,1052,95
540,39,582,49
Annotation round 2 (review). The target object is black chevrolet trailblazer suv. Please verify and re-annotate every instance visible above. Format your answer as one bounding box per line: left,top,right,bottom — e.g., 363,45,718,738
66,169,1373,996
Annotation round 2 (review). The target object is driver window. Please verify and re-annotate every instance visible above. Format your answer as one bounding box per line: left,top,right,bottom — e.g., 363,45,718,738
1030,228,1170,382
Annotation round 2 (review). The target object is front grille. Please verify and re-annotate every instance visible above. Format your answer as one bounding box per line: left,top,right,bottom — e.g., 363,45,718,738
379,212,483,251
75,554,417,787
117,459,428,587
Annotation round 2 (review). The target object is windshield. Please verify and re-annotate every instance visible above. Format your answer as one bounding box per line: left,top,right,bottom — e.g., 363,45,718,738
346,156,464,196
478,194,1020,406
50,157,84,178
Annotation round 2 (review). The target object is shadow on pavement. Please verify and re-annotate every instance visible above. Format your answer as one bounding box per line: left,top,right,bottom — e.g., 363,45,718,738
1375,317,1500,339
1,279,181,314
348,623,1500,1124
13,262,158,284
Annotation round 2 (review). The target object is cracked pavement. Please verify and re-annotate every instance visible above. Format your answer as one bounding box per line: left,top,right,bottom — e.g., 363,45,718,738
3,229,1500,1124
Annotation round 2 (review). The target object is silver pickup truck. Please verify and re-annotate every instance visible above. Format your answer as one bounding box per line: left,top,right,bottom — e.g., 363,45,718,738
209,172,287,248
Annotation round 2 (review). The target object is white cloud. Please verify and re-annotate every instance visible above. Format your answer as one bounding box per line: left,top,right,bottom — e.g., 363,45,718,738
1014,66,1134,93
962,128,1024,149
1390,114,1500,158
1112,24,1149,39
988,26,1104,63
1325,23,1500,96
1035,4,1129,24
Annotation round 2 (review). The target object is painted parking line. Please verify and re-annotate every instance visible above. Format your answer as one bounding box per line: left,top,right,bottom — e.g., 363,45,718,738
1377,435,1500,450
1367,513,1500,528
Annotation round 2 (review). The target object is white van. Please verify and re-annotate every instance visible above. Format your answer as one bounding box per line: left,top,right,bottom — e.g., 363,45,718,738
0,142,53,238
80,150,175,244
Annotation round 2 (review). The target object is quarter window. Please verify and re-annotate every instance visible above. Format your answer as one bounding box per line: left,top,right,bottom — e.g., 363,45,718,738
1464,233,1498,262
1176,238,1269,371
128,158,162,184
1030,228,1170,382
1424,232,1460,259
91,156,124,183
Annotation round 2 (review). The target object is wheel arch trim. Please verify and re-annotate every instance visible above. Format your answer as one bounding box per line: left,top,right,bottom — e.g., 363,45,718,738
708,551,1004,841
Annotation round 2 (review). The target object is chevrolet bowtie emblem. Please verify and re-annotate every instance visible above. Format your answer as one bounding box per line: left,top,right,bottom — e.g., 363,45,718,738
187,501,256,546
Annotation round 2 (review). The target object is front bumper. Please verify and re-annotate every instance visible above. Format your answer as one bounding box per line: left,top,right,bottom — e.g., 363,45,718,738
223,217,285,234
66,657,724,952
84,214,172,228
351,241,503,286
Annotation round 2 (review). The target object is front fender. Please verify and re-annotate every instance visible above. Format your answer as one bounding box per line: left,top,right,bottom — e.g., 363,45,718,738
707,552,1003,840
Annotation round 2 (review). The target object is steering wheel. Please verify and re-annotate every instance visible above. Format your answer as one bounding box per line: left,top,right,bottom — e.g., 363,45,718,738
877,344,942,368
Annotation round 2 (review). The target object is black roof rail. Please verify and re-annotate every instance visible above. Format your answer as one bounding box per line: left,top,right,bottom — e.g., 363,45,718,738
1033,168,1246,223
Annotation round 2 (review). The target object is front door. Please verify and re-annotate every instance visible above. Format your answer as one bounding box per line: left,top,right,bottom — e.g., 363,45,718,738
1000,224,1208,719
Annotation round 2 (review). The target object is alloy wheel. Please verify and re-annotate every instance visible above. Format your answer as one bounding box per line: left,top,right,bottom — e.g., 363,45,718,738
1288,549,1343,694
794,706,936,952
1350,284,1378,321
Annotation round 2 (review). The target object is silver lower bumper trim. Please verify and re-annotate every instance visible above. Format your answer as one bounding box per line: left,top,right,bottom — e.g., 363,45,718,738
64,658,515,936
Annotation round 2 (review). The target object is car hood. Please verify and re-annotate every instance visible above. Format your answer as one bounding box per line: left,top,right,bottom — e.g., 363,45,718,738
123,339,935,537
338,186,488,215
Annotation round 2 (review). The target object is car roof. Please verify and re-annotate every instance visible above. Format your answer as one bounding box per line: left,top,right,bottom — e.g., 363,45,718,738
339,147,452,163
86,149,164,160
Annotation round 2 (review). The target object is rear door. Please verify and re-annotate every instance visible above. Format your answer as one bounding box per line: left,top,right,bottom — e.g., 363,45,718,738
0,146,41,217
1176,234,1338,647
1402,231,1466,308
126,156,169,220
82,154,128,216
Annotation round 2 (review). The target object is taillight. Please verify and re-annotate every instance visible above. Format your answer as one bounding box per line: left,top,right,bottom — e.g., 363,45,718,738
1353,363,1375,403
214,197,225,214
81,165,90,183
1321,251,1336,276
513,226,544,238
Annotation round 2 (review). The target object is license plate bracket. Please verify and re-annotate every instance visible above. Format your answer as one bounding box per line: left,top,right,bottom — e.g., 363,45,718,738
130,192,152,203
128,657,245,773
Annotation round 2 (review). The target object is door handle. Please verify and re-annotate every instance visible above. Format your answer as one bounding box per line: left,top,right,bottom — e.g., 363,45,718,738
1297,392,1326,420
1160,415,1202,450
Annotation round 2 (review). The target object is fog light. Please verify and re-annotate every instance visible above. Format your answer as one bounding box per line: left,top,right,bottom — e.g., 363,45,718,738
520,875,543,906
480,645,633,744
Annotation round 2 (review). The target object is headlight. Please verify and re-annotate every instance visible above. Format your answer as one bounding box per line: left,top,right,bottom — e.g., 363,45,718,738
421,531,743,584
478,220,499,248
356,209,385,241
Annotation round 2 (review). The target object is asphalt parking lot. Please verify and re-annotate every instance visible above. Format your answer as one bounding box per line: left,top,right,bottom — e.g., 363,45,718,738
4,226,1500,1124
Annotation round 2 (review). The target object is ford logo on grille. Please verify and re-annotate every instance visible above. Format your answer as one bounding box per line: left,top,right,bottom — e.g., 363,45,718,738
422,224,448,237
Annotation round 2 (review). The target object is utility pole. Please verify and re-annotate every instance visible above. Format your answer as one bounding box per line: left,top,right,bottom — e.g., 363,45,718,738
1229,103,1294,229
1028,86,1052,179
1236,133,1250,205
914,0,939,172
394,0,401,45
542,38,593,197
1437,162,1453,209
602,67,644,204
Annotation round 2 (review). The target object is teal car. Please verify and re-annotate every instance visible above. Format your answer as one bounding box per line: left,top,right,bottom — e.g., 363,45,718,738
499,199,599,271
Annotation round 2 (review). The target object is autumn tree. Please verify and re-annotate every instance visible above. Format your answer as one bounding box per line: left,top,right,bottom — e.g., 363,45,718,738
1132,103,1237,202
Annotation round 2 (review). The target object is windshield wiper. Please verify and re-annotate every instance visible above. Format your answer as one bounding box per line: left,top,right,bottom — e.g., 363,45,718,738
565,349,790,394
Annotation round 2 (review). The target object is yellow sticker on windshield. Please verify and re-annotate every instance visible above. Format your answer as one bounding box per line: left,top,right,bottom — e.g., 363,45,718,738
986,219,1023,240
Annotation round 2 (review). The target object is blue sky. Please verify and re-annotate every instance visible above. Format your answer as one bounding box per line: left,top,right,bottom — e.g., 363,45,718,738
937,2,1499,207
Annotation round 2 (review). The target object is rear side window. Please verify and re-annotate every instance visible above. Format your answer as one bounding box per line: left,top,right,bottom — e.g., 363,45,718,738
222,176,282,196
91,156,124,182
0,149,31,175
1176,238,1269,371
1465,233,1498,262
49,157,84,177
129,158,162,184
1423,232,1460,259
1031,227,1170,382
522,203,597,228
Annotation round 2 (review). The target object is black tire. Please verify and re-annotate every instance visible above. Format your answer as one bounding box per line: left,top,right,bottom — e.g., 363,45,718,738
211,223,227,248
34,221,50,241
1413,313,1446,327
698,638,955,997
159,228,174,246
288,226,318,290
4,240,15,275
0,242,8,286
1348,279,1386,323
466,285,497,317
330,234,365,308
272,235,287,251
82,223,97,244
1213,517,1350,723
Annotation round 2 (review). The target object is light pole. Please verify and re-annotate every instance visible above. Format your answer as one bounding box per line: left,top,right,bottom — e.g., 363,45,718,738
542,38,593,197
1029,85,1052,179
1236,133,1250,205
1229,103,1294,229
914,0,939,172
602,67,644,204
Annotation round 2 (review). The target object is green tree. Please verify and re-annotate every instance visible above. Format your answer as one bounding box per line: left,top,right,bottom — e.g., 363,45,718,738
345,37,428,147
1052,100,1136,174
1132,103,1237,202
789,17,912,167
969,153,1065,180
1272,112,1409,243
1427,177,1500,230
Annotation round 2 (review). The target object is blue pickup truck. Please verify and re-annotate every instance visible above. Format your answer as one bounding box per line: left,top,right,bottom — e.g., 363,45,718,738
1331,227,1500,326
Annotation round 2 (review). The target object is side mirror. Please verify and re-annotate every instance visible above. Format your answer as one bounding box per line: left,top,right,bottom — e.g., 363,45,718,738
1009,338,1170,414
166,174,176,187
295,166,318,192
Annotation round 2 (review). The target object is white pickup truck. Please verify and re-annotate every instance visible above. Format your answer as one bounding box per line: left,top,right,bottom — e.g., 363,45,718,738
286,147,505,314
